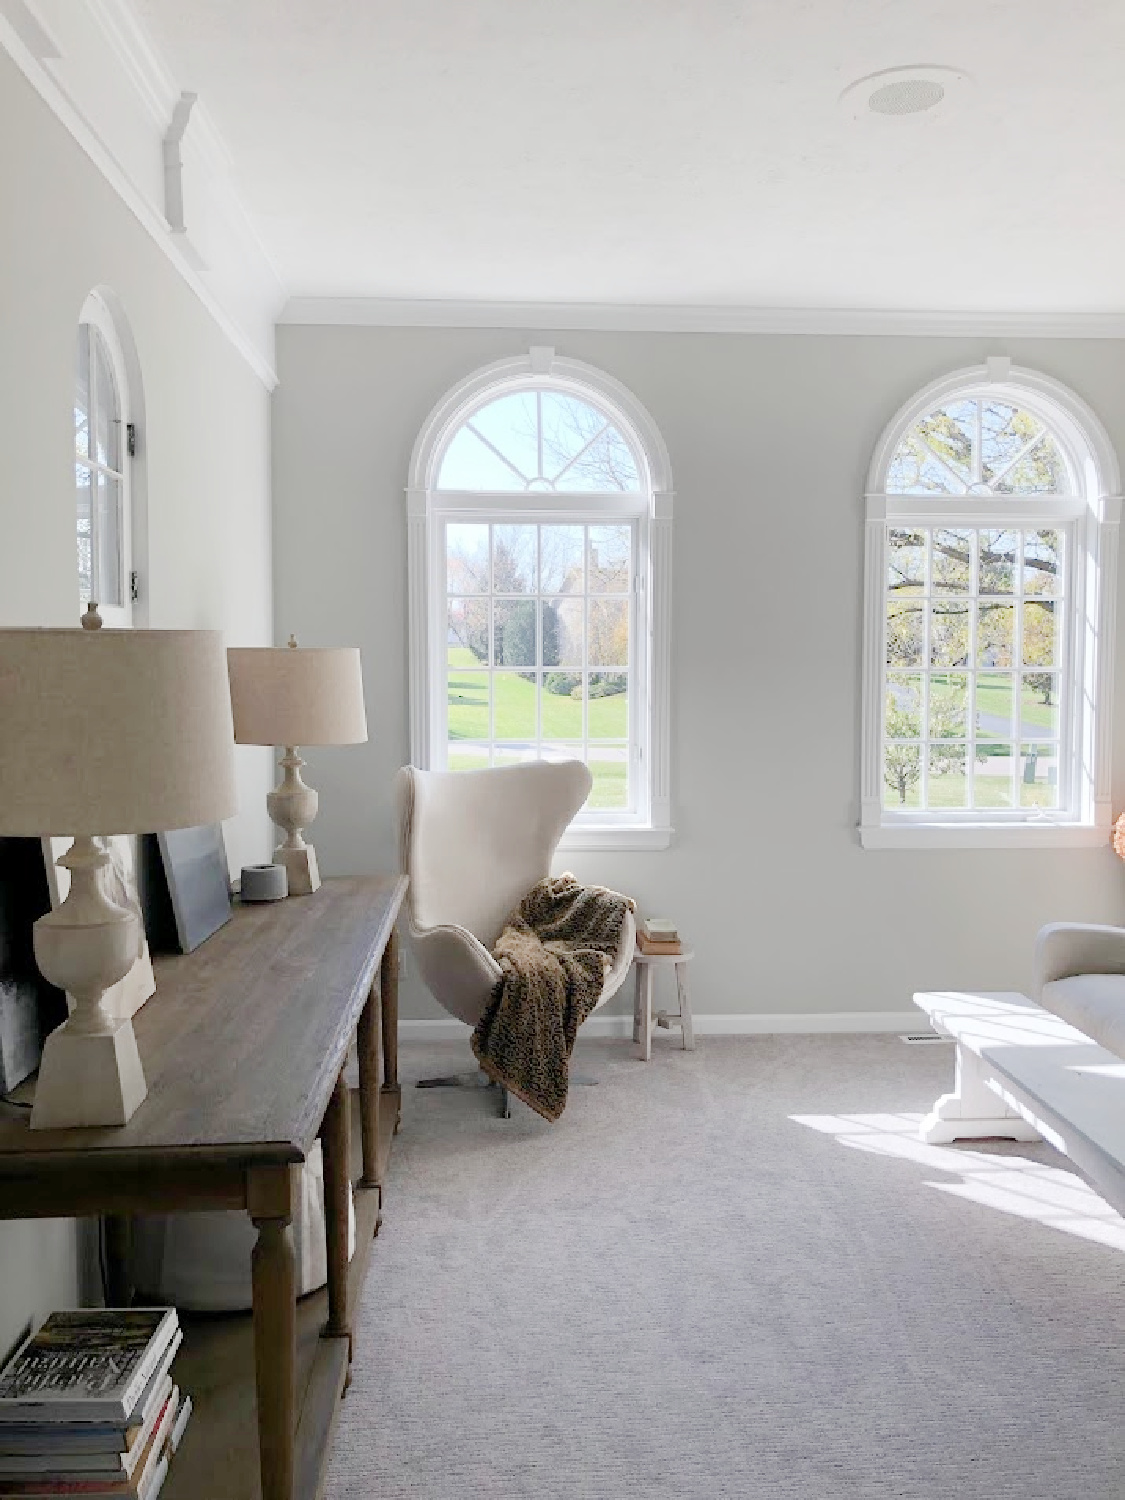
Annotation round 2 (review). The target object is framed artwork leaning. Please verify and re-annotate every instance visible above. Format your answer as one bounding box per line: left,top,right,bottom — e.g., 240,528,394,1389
149,824,232,955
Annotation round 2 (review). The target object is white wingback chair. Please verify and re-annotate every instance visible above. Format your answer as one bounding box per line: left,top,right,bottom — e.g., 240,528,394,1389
395,761,636,1030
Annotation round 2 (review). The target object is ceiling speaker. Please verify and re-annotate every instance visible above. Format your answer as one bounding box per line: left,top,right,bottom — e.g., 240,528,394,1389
838,65,970,121
868,79,946,116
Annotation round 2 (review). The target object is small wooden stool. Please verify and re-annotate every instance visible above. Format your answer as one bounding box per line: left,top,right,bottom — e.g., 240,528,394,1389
633,946,695,1060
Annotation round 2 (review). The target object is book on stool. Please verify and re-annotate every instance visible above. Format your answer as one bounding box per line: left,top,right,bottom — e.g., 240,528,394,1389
638,917,682,956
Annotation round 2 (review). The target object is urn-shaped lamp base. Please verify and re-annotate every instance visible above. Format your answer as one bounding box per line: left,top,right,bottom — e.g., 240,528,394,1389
30,836,148,1130
31,1018,147,1129
267,749,322,895
274,842,320,896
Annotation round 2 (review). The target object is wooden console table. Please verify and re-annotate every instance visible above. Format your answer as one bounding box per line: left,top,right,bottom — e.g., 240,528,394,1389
0,874,408,1500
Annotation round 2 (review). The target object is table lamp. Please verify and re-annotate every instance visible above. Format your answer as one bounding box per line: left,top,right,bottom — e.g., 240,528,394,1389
226,637,367,895
0,628,238,1129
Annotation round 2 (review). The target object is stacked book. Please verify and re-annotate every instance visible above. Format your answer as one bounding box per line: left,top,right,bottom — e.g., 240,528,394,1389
637,917,682,956
0,1310,191,1500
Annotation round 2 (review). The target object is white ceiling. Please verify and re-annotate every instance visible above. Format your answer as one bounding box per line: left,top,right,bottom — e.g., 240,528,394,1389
132,0,1125,313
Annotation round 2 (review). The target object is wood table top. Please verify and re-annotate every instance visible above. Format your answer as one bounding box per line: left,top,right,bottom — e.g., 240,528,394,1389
0,875,407,1176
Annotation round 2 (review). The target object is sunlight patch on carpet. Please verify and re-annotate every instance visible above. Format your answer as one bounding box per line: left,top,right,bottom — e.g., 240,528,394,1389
790,1109,1125,1252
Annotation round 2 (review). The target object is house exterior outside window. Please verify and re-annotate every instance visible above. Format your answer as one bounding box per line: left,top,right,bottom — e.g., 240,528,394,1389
407,349,673,849
860,359,1120,849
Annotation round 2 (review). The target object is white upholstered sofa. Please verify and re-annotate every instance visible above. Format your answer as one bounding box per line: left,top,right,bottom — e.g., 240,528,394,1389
1033,922,1125,1059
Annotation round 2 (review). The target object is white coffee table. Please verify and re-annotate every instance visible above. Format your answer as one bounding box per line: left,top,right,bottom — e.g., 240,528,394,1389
633,946,695,1060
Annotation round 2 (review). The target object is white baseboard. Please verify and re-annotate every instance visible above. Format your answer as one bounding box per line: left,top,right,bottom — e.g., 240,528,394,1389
398,1011,923,1042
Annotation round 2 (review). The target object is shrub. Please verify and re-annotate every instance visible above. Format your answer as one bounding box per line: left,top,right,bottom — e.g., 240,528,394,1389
588,674,626,699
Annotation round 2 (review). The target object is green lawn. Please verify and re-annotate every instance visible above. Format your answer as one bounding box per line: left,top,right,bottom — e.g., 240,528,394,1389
887,670,1060,810
923,774,1055,810
926,672,1058,735
446,648,627,808
890,757,1057,810
446,647,628,740
974,675,1058,735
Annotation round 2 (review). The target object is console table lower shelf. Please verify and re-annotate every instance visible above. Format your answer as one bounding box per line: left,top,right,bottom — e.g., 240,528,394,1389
0,875,408,1500
166,1090,395,1500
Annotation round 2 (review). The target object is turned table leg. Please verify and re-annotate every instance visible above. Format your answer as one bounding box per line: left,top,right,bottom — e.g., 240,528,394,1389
380,928,401,1131
249,1167,298,1500
357,979,382,1195
319,1070,352,1351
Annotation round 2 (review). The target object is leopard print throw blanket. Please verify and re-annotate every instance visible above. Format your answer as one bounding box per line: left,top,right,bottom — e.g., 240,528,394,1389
471,874,634,1122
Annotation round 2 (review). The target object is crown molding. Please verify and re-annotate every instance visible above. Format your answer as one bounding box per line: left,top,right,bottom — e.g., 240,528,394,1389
83,0,173,129
85,0,254,205
280,297,1125,339
0,0,59,58
1,0,282,388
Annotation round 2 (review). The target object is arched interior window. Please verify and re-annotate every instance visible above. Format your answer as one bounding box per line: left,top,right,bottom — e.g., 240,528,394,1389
75,294,132,625
437,391,642,493
408,352,674,848
887,398,1072,497
861,365,1119,847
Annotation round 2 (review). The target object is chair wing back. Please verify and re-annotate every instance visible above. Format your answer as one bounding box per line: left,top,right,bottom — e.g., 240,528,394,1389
396,760,593,949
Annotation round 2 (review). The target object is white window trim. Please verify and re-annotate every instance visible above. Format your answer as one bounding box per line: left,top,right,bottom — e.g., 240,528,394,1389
78,289,133,628
860,359,1121,850
406,348,674,849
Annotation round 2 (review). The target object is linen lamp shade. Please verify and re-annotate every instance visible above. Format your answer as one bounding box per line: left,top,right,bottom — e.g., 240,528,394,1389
0,627,239,1131
226,642,368,896
226,647,367,748
0,628,239,834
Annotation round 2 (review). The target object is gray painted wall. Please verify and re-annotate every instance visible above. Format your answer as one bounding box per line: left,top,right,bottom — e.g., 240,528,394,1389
0,52,274,1359
272,324,1125,1023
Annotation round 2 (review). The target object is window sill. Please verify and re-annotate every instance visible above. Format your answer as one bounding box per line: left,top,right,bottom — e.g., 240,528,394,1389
558,826,673,851
860,823,1108,850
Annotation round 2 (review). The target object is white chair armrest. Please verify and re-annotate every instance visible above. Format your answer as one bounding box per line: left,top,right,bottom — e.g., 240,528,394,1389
410,921,503,1029
597,908,637,1009
1032,922,1125,999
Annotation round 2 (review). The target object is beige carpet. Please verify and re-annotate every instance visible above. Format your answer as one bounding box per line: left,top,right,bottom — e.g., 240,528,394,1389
326,1034,1125,1499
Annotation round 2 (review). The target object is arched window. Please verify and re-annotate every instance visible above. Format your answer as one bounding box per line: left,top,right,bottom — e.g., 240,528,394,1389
861,360,1120,847
407,349,673,848
75,292,134,626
